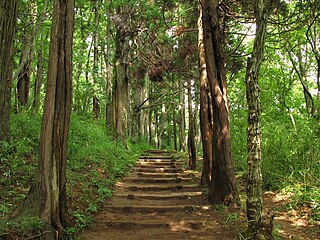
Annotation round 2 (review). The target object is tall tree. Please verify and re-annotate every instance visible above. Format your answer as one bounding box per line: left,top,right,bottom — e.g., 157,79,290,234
245,0,273,238
198,6,212,185
10,0,75,238
111,6,133,143
0,0,18,142
201,0,238,204
16,1,36,108
93,0,100,119
187,78,197,169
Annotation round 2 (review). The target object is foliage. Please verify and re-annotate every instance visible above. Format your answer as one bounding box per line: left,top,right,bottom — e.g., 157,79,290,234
0,112,40,219
0,112,150,237
0,217,44,239
229,59,320,222
67,114,149,232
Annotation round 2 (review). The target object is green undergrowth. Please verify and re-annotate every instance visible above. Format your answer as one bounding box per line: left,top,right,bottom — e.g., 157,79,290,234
66,114,149,234
0,112,150,237
231,109,320,222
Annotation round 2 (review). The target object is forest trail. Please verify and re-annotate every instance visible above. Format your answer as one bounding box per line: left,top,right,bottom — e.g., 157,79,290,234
80,150,236,240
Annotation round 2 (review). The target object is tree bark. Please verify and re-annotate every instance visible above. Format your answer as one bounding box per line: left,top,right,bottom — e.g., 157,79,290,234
113,28,130,143
10,0,74,238
17,4,35,108
187,78,197,170
33,29,45,112
201,0,238,205
198,6,213,186
0,0,17,142
178,78,186,151
93,0,100,119
245,0,272,238
172,77,178,151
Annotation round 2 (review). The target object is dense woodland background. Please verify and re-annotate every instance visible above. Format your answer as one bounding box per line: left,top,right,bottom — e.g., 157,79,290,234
0,0,319,239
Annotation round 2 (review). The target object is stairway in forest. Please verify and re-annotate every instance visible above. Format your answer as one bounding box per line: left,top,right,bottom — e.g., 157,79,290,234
80,150,235,240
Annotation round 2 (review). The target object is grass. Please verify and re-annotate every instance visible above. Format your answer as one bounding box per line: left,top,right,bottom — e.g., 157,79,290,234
0,112,150,238
230,107,320,223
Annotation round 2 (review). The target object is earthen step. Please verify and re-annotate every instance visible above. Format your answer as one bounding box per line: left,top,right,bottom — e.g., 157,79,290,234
139,155,172,159
115,191,203,200
136,172,192,178
145,150,177,154
133,167,183,173
134,164,182,169
137,159,184,163
124,177,193,183
116,183,199,191
96,220,205,230
137,161,184,166
104,204,212,213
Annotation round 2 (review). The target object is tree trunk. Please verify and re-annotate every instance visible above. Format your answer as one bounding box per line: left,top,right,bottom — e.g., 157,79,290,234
112,27,130,143
10,0,74,238
188,78,197,170
17,14,34,108
33,29,45,112
245,0,272,238
178,78,186,151
201,0,238,205
0,0,17,142
198,6,213,186
93,0,100,120
172,77,178,151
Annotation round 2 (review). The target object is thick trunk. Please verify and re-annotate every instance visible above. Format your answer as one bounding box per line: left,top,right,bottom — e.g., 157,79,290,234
245,0,272,238
33,30,45,112
188,78,197,170
112,27,129,143
11,0,74,238
198,6,213,186
0,0,17,142
201,0,238,205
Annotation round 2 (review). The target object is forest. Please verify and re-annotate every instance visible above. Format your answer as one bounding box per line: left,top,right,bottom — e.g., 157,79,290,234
0,0,319,239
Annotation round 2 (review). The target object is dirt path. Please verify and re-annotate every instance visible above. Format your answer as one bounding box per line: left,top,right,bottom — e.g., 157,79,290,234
79,150,236,240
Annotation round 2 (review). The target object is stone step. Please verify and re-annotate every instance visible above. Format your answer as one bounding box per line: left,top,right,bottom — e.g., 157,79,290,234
104,204,212,213
114,191,203,200
124,177,194,183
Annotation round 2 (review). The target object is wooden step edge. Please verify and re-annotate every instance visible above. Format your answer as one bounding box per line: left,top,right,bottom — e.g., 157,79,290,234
96,220,205,230
137,159,183,163
136,172,193,177
135,164,183,168
104,205,212,213
133,167,184,173
145,150,177,153
124,177,194,183
114,191,203,200
137,161,184,165
117,183,200,190
139,156,173,159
